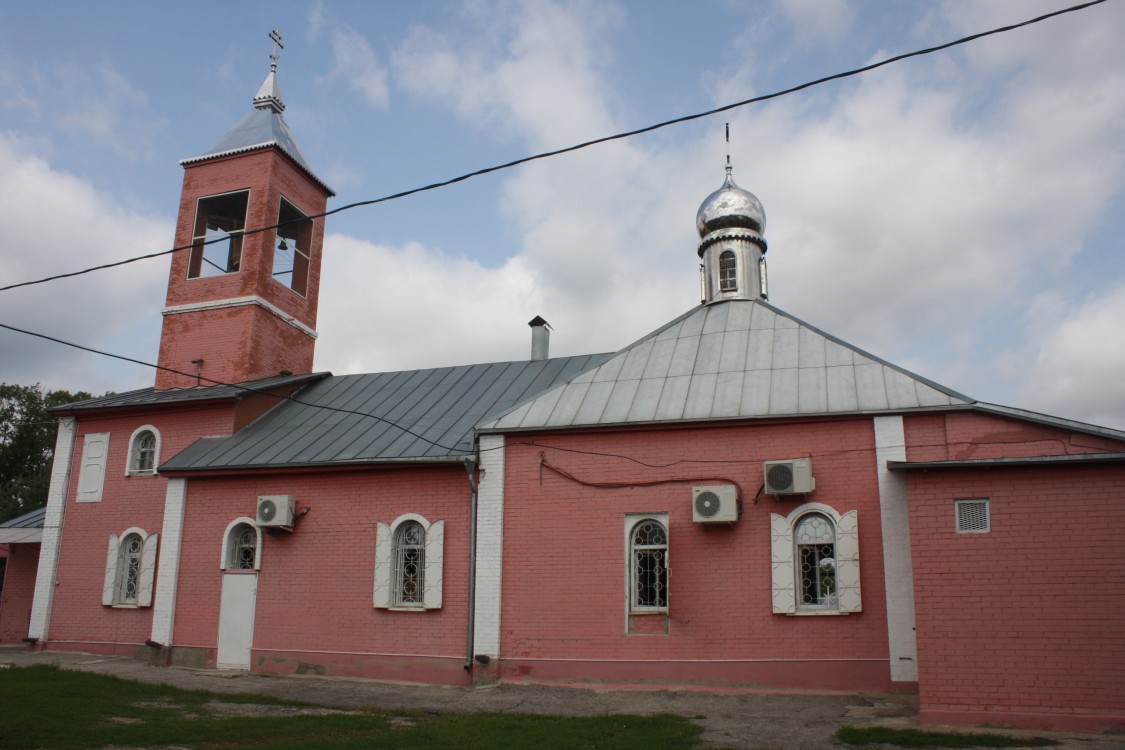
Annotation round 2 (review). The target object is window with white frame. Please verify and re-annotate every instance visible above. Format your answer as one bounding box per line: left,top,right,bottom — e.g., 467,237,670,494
102,528,158,607
719,250,738,292
628,516,669,612
126,425,160,475
221,518,262,571
374,515,444,610
770,503,861,615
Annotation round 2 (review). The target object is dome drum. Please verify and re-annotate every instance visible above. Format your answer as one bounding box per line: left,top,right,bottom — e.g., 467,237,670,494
697,228,767,258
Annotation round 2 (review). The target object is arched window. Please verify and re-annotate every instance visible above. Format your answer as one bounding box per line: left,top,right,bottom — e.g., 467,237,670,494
795,513,836,608
770,503,861,615
374,515,444,610
126,425,161,475
222,519,262,571
630,518,668,611
394,521,425,607
101,527,158,607
719,250,738,292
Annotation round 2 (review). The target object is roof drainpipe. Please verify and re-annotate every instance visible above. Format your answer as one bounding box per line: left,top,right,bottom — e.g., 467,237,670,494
529,316,550,361
463,457,478,673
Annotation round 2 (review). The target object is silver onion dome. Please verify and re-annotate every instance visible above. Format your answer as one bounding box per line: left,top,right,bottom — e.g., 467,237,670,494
696,171,766,238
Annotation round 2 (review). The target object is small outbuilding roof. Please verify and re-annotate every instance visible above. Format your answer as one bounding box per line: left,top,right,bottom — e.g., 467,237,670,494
0,506,45,543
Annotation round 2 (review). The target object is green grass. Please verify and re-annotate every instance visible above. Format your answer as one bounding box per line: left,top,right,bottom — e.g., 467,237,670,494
0,665,701,749
836,726,1058,748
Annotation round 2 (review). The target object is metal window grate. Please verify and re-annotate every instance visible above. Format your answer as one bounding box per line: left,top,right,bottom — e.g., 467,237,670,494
955,499,990,533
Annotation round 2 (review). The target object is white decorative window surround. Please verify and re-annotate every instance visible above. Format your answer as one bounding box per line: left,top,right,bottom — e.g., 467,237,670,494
955,499,990,533
374,514,444,610
221,517,262,570
77,432,110,503
102,527,158,607
771,503,860,615
126,425,161,475
625,514,669,613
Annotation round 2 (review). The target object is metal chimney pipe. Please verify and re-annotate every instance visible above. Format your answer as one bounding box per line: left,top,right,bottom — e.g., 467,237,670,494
528,316,550,361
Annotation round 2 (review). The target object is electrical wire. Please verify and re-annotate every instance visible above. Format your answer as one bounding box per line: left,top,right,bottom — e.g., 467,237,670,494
0,0,1105,296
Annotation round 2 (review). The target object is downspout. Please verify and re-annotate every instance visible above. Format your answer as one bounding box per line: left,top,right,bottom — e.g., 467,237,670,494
463,456,478,671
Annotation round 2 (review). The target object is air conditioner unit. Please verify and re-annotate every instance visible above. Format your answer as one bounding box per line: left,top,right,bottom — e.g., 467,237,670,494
692,485,739,523
256,495,295,527
763,458,815,495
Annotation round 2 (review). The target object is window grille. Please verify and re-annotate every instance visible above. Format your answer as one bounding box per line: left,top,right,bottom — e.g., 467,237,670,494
719,250,738,292
395,521,425,607
230,524,258,570
955,499,990,533
795,513,836,608
630,519,668,610
119,534,144,603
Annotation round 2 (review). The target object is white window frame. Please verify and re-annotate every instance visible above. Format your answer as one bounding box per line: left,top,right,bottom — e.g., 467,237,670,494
125,425,161,476
102,527,158,608
624,513,669,614
220,517,263,571
770,502,861,615
76,432,110,503
719,250,738,292
374,514,444,611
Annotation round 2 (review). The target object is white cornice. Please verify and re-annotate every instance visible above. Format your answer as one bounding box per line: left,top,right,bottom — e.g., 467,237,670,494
162,296,318,339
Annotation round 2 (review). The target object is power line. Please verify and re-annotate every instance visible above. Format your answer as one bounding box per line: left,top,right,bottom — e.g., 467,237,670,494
0,0,1106,296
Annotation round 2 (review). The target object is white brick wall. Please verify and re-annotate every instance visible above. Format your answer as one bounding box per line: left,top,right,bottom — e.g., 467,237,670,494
874,415,918,682
151,477,187,646
473,435,505,657
29,417,77,641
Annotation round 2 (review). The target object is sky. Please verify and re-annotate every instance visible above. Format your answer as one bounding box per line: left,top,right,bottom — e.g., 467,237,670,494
0,0,1123,430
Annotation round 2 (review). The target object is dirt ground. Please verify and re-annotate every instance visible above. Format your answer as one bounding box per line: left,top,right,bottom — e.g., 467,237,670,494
2,648,1121,750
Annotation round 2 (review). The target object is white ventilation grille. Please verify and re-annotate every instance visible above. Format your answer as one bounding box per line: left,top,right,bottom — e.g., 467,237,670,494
955,499,990,533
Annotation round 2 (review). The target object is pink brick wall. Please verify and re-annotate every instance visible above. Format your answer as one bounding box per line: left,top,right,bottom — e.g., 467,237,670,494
47,405,234,653
0,543,39,643
497,418,895,689
906,413,1125,730
171,465,472,683
905,411,1122,463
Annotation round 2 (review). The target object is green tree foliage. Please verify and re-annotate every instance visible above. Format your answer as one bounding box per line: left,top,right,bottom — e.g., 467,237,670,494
0,384,91,524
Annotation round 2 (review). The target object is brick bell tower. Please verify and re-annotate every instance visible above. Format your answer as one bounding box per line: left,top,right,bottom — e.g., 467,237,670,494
155,30,334,390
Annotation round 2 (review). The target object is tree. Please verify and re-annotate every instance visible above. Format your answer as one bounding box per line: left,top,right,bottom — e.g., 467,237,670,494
0,384,91,524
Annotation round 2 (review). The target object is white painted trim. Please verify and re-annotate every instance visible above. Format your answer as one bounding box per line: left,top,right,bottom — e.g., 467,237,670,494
874,415,918,682
29,417,77,640
473,435,505,658
76,432,109,503
151,478,187,645
125,424,161,476
161,295,318,339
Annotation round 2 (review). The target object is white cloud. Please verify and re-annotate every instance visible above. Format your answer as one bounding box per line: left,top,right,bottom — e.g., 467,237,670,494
0,135,171,393
56,64,165,160
1017,283,1125,430
322,27,390,109
775,0,856,47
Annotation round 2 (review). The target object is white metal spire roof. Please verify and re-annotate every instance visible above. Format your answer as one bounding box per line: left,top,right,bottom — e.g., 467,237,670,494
480,298,973,432
180,30,334,196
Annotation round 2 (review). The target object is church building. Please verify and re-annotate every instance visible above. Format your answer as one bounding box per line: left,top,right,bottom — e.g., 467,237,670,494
15,46,1125,733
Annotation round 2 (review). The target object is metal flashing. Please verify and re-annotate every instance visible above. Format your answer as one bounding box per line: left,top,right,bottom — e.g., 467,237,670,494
888,452,1125,470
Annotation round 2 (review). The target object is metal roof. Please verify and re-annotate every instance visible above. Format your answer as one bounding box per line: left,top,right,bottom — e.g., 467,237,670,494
180,106,334,197
480,299,973,432
888,452,1125,470
50,372,329,414
0,506,45,543
160,354,610,472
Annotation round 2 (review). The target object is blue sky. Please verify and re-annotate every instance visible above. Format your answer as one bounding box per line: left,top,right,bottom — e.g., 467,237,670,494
1,0,1123,429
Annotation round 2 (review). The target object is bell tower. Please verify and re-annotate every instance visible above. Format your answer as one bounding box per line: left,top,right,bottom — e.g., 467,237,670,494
155,30,334,390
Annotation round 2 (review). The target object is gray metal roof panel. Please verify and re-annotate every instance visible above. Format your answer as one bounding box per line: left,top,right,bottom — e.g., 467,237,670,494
478,299,975,431
160,354,610,471
50,372,329,414
181,107,334,196
0,507,45,529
